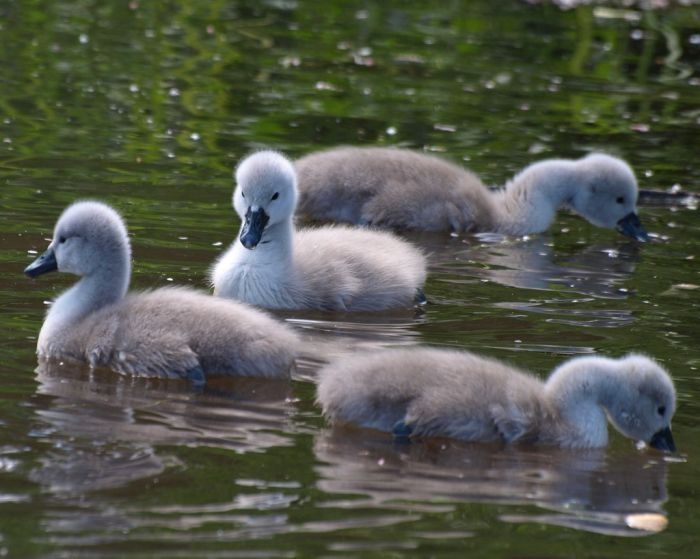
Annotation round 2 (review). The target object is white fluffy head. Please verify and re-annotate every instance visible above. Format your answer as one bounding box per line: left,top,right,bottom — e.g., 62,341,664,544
570,153,639,229
50,200,131,277
548,353,676,447
602,354,676,443
233,151,298,226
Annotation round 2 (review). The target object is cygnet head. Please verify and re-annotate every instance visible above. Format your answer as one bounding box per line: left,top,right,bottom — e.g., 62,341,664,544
548,353,676,451
24,201,131,280
603,354,676,450
233,151,297,250
570,153,648,241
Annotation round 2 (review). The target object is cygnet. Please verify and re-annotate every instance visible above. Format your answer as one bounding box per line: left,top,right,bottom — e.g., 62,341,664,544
211,150,427,311
316,348,676,450
24,201,298,384
295,147,648,240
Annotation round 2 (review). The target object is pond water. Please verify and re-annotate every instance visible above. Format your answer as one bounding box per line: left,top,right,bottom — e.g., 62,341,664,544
1,0,699,556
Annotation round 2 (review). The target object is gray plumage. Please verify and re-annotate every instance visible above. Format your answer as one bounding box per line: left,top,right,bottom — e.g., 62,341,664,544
295,147,647,239
316,348,676,450
25,201,298,380
211,150,427,311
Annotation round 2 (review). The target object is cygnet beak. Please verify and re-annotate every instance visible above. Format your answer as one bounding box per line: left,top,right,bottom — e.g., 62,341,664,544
616,212,649,242
24,247,58,278
648,426,676,452
240,207,269,250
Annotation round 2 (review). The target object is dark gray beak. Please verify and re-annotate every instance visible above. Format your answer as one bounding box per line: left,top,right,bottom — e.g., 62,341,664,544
616,212,648,242
240,207,269,250
648,426,676,452
24,247,58,278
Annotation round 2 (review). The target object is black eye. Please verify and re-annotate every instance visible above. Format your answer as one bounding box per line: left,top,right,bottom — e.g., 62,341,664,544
241,192,245,199
657,406,666,416
616,196,625,204
58,236,66,244
271,192,279,201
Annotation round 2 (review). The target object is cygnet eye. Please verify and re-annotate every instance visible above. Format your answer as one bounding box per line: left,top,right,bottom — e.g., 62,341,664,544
616,196,625,204
271,192,279,201
241,191,245,199
58,236,67,244
657,406,666,416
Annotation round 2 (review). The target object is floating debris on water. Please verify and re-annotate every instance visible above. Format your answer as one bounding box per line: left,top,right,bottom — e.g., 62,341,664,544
625,513,668,533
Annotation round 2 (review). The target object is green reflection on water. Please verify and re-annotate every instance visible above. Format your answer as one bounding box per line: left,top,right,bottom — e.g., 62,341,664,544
1,0,699,557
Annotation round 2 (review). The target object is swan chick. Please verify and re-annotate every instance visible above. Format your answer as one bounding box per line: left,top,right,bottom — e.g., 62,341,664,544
25,201,298,382
295,147,648,240
211,150,427,311
316,348,676,451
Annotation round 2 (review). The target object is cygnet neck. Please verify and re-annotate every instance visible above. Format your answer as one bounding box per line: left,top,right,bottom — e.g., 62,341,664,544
237,218,295,266
45,250,130,332
545,359,618,447
496,160,580,236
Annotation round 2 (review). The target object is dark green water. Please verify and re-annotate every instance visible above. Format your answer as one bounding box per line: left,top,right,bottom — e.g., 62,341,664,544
1,0,699,556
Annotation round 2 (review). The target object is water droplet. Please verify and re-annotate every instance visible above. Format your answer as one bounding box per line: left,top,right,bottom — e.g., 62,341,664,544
189,132,200,141
168,87,180,97
434,123,456,132
79,33,89,44
631,123,650,133
314,81,338,91
129,84,139,93
386,126,397,135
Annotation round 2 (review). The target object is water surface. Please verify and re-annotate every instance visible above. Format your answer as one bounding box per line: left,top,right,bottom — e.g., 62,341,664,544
1,1,699,556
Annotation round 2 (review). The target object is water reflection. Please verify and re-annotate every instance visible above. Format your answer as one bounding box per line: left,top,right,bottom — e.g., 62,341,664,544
288,310,426,381
31,361,296,495
422,234,640,299
314,428,669,537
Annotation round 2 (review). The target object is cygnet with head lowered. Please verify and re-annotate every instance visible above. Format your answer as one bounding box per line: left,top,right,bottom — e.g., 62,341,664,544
316,348,676,451
295,147,648,240
24,201,298,384
211,150,427,311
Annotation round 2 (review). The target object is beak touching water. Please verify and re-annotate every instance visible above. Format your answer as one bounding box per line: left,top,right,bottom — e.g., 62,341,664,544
24,247,58,278
239,207,270,250
616,212,649,242
648,426,676,452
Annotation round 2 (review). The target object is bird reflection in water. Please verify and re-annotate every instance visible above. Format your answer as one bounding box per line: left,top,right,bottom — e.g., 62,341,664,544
30,360,296,495
424,233,641,300
314,427,670,537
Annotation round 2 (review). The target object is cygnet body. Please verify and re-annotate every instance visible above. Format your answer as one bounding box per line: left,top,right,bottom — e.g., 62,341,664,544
25,201,298,381
211,151,427,311
316,348,676,450
295,147,648,240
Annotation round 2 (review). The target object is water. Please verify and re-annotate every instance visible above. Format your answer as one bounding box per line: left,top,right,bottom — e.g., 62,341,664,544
1,0,699,556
